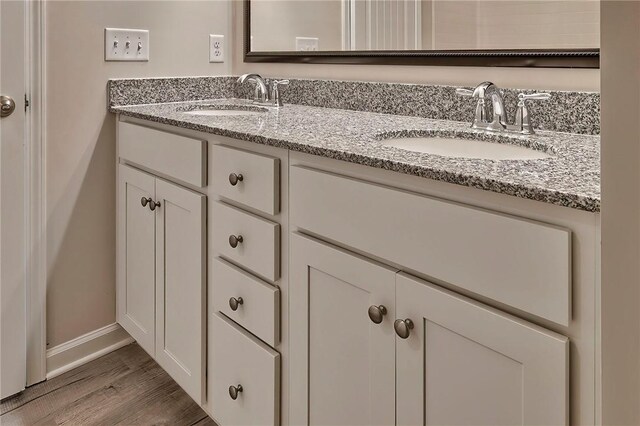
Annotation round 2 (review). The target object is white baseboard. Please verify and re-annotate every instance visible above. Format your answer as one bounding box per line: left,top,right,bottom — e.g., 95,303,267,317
46,323,134,380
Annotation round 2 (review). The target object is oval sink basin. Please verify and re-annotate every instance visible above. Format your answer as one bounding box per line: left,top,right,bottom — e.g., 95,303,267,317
183,109,266,117
381,136,551,160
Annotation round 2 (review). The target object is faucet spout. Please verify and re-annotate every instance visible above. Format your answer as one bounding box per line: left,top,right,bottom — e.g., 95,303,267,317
237,73,268,103
472,81,507,130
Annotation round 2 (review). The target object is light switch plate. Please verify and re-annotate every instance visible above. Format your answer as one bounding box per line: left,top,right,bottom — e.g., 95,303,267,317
105,28,149,61
296,37,319,51
209,34,224,63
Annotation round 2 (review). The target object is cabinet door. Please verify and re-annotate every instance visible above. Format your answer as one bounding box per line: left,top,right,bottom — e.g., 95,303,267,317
117,165,156,356
290,233,397,426
154,178,206,404
396,272,569,426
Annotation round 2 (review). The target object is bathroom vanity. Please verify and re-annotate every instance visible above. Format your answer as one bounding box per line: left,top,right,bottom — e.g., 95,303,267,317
111,77,600,426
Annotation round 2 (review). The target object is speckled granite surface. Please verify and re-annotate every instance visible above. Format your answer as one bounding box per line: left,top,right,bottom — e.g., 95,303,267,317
237,78,600,135
111,99,600,212
108,76,237,107
109,76,600,135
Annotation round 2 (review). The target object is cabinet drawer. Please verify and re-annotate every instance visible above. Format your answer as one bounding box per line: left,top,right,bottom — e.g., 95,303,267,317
212,201,280,282
290,166,572,326
119,122,206,187
211,313,280,426
212,258,280,346
212,145,280,215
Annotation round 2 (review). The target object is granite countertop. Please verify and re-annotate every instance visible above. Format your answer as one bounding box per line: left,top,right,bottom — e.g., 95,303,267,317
111,99,600,212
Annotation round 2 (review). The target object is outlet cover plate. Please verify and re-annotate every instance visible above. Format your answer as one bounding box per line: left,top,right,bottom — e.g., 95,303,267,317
105,28,149,61
296,37,319,51
209,34,225,63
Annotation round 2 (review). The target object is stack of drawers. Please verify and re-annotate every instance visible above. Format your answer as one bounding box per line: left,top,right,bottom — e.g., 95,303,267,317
209,144,282,426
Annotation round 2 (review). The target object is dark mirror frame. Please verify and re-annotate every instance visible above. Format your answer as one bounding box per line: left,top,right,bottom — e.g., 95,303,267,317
243,0,599,68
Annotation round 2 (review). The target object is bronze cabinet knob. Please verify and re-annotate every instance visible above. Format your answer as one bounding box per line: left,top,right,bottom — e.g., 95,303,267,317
229,297,244,311
141,197,160,211
394,318,414,339
229,173,244,186
229,384,243,400
368,305,387,324
229,234,244,248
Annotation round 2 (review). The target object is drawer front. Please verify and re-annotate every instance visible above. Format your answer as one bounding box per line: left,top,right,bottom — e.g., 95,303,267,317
212,145,280,215
212,257,280,346
212,201,280,282
119,122,206,187
211,313,280,426
290,166,572,326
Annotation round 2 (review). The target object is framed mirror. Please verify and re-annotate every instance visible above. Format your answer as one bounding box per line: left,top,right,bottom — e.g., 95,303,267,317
244,0,599,68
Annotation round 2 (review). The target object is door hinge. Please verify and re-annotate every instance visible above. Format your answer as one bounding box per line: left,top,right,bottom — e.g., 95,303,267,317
24,94,30,110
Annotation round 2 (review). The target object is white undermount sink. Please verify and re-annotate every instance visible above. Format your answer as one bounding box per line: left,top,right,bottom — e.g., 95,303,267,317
381,135,551,160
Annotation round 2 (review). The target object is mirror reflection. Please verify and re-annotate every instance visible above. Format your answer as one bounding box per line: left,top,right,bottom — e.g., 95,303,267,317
249,0,600,52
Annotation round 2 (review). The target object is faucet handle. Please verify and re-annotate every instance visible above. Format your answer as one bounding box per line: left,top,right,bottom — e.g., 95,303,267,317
456,88,474,97
271,79,290,90
270,79,290,106
518,92,551,103
457,87,487,128
514,93,550,134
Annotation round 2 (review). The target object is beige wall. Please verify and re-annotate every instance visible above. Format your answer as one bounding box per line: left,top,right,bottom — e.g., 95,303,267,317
600,2,640,424
235,2,599,91
45,0,231,347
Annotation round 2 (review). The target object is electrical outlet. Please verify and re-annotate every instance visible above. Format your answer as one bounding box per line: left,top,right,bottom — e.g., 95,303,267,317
209,34,225,63
296,37,319,51
105,28,149,61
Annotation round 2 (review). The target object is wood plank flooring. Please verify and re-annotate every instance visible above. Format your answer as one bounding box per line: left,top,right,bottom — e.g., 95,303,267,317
0,343,216,426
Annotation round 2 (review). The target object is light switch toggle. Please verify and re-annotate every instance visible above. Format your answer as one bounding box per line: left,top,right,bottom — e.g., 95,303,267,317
105,28,149,62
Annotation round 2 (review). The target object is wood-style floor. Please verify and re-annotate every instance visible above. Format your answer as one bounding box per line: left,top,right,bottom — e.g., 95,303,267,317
0,343,216,426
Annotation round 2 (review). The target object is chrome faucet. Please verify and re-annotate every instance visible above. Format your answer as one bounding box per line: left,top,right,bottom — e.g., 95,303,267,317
237,73,289,107
457,81,550,135
237,73,268,103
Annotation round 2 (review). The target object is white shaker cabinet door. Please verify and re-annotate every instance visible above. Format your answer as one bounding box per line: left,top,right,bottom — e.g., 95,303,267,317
290,233,397,426
154,178,206,404
117,165,157,357
395,272,569,426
